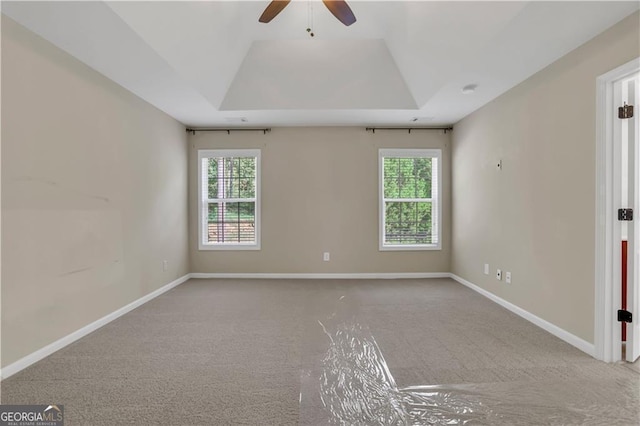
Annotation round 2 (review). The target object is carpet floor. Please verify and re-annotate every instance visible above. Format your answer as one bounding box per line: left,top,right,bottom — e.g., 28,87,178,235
1,278,638,425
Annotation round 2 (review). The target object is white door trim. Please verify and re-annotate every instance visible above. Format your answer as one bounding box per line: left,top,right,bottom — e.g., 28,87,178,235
595,57,640,362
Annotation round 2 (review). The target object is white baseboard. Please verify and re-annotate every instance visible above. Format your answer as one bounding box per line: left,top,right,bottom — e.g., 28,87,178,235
0,273,192,380
190,272,450,280
449,273,595,357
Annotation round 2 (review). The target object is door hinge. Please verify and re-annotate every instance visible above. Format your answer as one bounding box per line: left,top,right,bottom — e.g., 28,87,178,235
619,103,634,119
618,309,633,323
618,208,633,221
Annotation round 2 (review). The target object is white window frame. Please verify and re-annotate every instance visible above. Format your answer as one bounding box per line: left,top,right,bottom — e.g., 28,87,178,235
379,148,442,251
198,149,261,251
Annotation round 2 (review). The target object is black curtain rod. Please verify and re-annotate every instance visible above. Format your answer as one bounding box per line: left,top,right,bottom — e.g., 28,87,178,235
186,128,271,135
186,127,451,135
366,127,453,134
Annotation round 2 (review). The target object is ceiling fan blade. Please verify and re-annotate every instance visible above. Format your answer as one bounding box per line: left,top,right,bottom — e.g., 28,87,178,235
259,0,292,23
322,0,357,26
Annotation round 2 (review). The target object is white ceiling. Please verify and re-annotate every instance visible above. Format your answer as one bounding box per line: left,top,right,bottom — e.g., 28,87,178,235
3,1,639,127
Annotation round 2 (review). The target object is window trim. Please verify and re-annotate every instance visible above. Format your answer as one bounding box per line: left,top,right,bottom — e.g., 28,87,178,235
197,149,261,251
378,148,442,251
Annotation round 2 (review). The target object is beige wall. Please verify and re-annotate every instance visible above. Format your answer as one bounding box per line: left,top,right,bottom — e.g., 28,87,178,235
189,127,451,273
451,12,640,344
1,17,190,367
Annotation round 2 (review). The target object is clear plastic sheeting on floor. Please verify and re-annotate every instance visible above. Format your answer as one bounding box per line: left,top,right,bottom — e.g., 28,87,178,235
299,296,640,425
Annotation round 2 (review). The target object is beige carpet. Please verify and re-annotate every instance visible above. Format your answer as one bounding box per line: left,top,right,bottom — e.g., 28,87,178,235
2,278,639,425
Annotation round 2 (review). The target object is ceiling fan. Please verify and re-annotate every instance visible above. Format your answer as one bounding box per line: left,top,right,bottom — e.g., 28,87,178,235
259,0,357,26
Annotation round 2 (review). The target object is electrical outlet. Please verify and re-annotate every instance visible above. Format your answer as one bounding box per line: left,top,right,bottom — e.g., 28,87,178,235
484,264,489,275
162,260,168,272
496,269,502,281
323,252,330,262
506,272,512,284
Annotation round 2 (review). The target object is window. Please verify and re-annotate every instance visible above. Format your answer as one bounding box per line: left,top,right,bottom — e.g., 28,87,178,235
379,149,441,250
198,149,260,250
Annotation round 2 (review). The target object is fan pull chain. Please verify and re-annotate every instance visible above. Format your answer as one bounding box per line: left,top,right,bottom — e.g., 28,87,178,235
306,0,315,37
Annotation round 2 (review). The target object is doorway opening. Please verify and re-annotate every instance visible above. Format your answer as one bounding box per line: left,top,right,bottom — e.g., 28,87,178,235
595,58,640,363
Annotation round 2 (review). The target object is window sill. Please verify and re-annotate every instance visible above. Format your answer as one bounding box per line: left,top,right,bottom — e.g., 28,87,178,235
199,244,261,251
379,244,441,251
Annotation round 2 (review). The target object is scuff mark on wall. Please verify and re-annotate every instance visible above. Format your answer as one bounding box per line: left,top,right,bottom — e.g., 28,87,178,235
58,266,93,277
13,176,110,203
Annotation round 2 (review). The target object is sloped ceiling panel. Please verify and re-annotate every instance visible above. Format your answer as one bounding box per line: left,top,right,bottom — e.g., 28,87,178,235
220,39,417,110
1,0,219,126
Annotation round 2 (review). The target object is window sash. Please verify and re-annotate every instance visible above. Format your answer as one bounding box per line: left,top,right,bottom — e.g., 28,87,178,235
383,201,435,245
203,201,256,245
